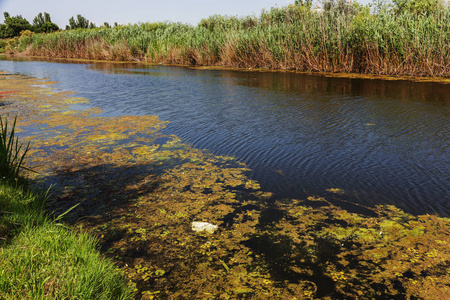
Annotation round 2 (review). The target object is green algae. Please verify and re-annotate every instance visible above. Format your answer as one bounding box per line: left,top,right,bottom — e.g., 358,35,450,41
0,72,449,299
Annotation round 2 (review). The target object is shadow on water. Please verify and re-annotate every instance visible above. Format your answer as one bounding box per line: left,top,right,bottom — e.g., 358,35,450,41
239,203,410,299
244,205,339,297
243,233,338,298
31,162,161,224
228,70,450,105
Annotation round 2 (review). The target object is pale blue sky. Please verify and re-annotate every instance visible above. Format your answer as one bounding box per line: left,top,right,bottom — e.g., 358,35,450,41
0,0,371,28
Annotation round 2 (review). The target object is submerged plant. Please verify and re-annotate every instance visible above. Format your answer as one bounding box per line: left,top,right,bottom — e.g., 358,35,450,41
0,116,32,181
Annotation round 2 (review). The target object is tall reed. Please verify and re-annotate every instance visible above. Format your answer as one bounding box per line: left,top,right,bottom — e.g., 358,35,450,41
11,4,450,77
0,117,31,181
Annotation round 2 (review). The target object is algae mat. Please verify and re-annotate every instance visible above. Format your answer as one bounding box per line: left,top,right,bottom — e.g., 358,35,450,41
0,72,449,299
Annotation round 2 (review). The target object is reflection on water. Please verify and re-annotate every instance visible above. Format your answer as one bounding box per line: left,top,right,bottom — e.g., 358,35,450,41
0,56,449,216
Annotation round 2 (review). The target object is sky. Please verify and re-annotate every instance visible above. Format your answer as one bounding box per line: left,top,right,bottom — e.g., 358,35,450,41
0,0,371,28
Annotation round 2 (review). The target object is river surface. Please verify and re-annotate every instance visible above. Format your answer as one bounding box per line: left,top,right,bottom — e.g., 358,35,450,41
1,57,449,216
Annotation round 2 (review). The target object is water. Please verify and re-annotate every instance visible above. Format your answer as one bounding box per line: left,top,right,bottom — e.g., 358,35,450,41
1,57,449,216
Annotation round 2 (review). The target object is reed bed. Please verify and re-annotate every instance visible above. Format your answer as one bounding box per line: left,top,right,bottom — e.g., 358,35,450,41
11,5,450,77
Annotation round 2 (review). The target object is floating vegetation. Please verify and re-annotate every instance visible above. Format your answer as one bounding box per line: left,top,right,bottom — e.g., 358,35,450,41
326,188,345,195
1,71,449,299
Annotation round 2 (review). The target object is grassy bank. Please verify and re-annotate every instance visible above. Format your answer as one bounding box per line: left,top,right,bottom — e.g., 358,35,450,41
0,117,133,299
7,4,450,77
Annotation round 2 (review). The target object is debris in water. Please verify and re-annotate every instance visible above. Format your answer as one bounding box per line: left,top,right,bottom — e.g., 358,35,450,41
191,221,218,234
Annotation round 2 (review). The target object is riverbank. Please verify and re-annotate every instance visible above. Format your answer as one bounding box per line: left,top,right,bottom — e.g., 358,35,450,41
3,53,450,85
0,181,133,299
7,5,450,78
0,116,132,298
1,71,449,298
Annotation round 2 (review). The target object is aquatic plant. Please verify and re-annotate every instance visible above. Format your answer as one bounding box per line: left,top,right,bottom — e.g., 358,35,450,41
2,72,449,299
272,198,450,298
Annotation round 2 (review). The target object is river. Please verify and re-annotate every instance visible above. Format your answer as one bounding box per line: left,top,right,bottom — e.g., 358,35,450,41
1,56,448,216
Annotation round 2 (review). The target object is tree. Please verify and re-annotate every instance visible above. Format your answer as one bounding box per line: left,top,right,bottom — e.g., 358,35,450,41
39,22,59,33
295,0,313,8
33,12,59,33
0,12,32,38
44,12,51,23
0,24,9,39
392,0,444,15
33,13,45,27
66,14,95,30
323,0,358,14
370,0,394,14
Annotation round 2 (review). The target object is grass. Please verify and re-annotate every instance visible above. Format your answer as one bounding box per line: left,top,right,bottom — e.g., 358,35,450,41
8,4,450,77
0,117,31,182
0,116,133,299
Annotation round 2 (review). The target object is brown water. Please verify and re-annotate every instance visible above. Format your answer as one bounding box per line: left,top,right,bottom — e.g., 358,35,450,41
1,57,449,216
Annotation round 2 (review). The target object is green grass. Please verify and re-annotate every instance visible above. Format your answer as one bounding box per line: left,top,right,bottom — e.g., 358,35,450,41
0,116,133,299
0,117,31,182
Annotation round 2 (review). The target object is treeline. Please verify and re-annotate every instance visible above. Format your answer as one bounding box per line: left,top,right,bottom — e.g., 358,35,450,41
66,14,118,30
0,12,59,38
5,0,450,77
0,12,116,39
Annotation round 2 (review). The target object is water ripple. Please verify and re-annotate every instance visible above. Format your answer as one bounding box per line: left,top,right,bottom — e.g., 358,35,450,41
0,60,448,216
